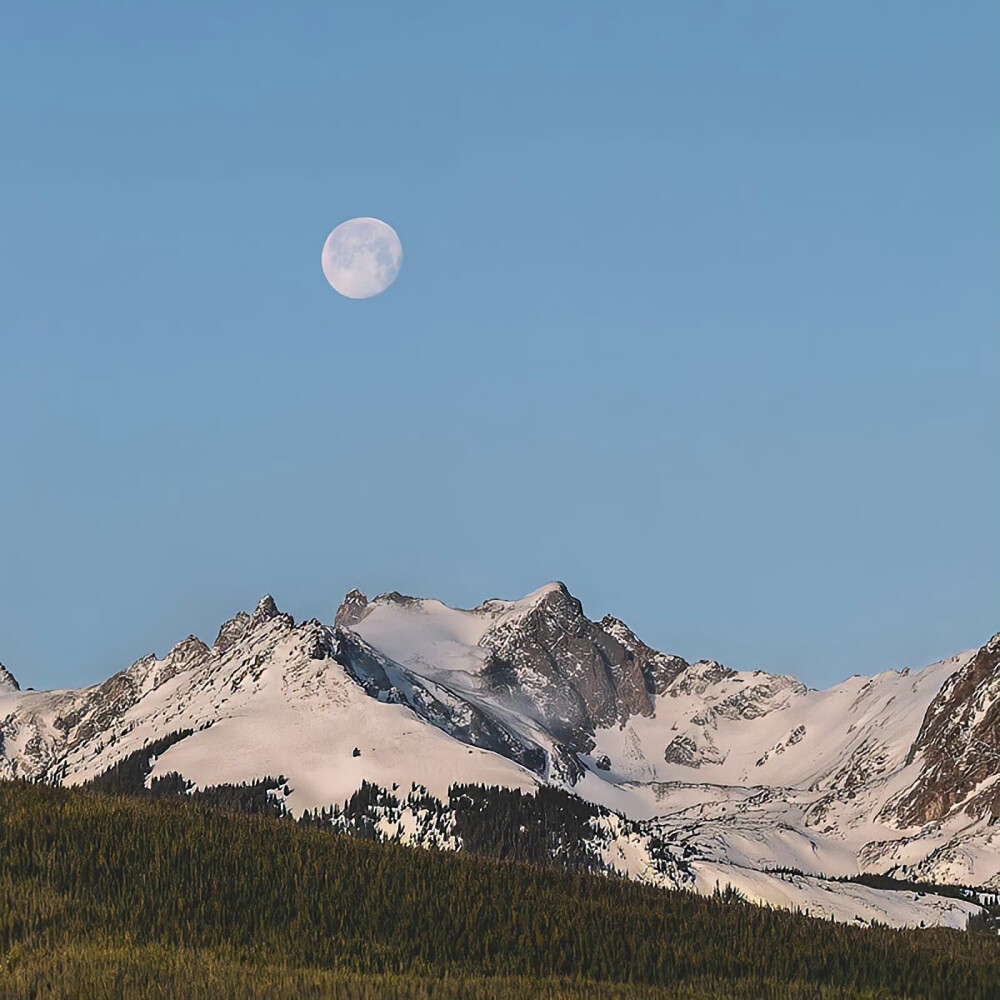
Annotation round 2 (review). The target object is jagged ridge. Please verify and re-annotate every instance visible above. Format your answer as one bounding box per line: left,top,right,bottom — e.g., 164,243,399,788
1,582,997,928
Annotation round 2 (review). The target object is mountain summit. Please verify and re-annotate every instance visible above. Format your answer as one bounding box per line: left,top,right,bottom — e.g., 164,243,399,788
1,581,996,928
0,662,19,693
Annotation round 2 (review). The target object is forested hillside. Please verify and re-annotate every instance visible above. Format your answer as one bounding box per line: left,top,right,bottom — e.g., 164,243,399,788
1,781,998,999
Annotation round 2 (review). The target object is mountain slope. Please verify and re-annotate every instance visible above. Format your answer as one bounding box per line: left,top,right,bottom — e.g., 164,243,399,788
1,582,997,928
6,781,1000,1000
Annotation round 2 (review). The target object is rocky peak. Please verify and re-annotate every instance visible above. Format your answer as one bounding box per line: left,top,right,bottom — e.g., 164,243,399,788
892,632,1000,826
600,616,689,696
335,589,370,628
524,581,577,615
373,591,420,608
668,659,737,697
120,635,211,694
214,611,252,652
215,596,293,650
123,653,157,683
249,595,293,631
478,583,653,740
537,580,572,597
162,635,211,677
599,615,640,646
252,594,280,621
0,662,20,693
171,634,210,659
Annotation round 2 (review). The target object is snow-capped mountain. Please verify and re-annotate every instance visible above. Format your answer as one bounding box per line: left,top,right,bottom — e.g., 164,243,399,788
1,582,996,930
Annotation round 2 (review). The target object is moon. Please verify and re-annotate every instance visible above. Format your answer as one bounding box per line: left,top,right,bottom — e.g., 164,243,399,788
321,217,403,299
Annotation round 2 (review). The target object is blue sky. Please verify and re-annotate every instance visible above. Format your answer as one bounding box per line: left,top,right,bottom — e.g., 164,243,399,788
1,2,997,690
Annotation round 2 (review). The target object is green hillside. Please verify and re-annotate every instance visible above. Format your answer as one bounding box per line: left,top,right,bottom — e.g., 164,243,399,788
1,780,997,1000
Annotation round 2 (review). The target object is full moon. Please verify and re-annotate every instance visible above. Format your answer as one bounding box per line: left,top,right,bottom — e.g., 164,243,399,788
321,217,402,299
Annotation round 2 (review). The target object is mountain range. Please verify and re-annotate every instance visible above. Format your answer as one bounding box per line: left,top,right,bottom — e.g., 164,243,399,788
2,581,997,930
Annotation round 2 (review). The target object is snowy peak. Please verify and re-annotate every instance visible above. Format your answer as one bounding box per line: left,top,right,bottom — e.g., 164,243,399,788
470,581,572,615
214,611,251,652
508,580,574,610
0,662,19,693
476,583,654,737
250,594,290,629
214,595,293,651
335,588,370,628
159,636,211,685
343,581,664,768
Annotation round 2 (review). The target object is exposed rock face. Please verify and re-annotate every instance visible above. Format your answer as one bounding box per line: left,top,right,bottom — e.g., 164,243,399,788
214,612,252,652
477,583,652,744
250,595,293,630
150,636,212,690
892,633,1000,826
215,596,294,650
669,660,737,696
335,589,370,629
0,663,19,693
709,673,807,721
47,636,213,754
375,592,420,608
664,734,702,767
601,616,689,696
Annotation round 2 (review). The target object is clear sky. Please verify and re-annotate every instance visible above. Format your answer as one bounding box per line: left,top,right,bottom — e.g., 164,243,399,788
1,2,997,691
